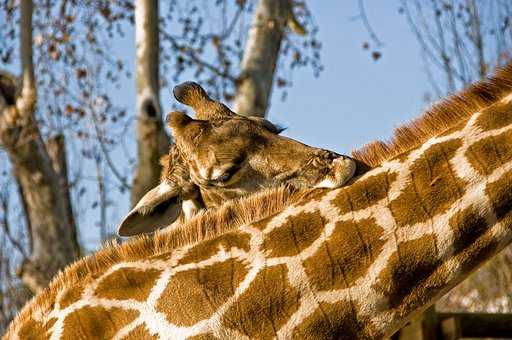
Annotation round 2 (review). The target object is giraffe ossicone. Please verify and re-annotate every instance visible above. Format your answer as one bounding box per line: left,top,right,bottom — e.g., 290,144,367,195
6,64,512,339
118,81,357,236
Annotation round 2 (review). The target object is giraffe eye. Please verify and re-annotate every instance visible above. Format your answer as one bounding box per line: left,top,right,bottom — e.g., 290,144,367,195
216,164,241,183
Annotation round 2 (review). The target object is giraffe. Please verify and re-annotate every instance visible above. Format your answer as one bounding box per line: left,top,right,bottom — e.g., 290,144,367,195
5,64,512,339
118,81,357,236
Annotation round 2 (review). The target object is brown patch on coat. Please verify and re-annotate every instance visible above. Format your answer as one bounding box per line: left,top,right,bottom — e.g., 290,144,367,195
466,129,512,176
352,62,512,167
373,235,440,308
58,285,84,309
156,259,248,326
390,261,451,323
475,100,512,131
122,324,158,340
292,300,371,340
17,317,56,340
303,218,385,290
454,233,502,281
389,139,465,227
487,168,512,224
332,172,397,214
178,231,251,265
95,267,162,302
449,205,489,255
262,210,326,258
292,188,331,208
61,306,138,339
221,264,300,338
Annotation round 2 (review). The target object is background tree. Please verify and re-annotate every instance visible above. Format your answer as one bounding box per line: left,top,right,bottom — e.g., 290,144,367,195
130,0,169,206
401,0,512,97
0,0,80,296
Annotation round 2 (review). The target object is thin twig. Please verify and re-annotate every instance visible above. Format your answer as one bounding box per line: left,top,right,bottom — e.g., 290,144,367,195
358,0,383,47
160,30,237,82
90,110,131,190
0,189,28,259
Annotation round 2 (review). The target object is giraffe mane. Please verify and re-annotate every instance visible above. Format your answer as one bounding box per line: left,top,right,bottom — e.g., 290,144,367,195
10,63,512,336
9,185,313,330
352,62,512,167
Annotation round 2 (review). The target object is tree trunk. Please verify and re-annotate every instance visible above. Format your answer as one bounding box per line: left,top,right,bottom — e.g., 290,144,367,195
234,0,301,117
0,0,79,293
47,135,80,256
131,0,170,207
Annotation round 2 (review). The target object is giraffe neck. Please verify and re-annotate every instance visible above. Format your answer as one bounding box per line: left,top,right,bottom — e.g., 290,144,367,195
7,69,512,338
7,96,512,339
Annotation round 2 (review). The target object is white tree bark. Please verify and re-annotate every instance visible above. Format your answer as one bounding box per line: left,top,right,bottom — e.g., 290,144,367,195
234,0,302,117
131,0,170,207
0,0,79,293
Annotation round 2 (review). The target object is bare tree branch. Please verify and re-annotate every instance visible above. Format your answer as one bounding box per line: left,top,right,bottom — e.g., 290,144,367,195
358,0,383,47
0,0,79,294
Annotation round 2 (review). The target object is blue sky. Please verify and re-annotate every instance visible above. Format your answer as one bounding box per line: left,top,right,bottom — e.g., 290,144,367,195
268,1,429,152
77,1,432,250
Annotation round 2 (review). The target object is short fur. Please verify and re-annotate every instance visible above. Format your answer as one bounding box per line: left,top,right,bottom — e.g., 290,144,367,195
352,62,512,167
8,63,512,339
7,185,315,335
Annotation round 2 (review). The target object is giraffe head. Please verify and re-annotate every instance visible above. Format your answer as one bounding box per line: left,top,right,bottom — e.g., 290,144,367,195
118,82,356,236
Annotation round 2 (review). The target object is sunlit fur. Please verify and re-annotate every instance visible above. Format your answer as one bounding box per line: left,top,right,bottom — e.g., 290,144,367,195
7,64,512,339
6,186,309,337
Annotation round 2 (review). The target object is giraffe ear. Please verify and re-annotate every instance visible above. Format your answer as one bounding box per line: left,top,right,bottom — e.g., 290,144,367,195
117,181,182,236
173,81,209,107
